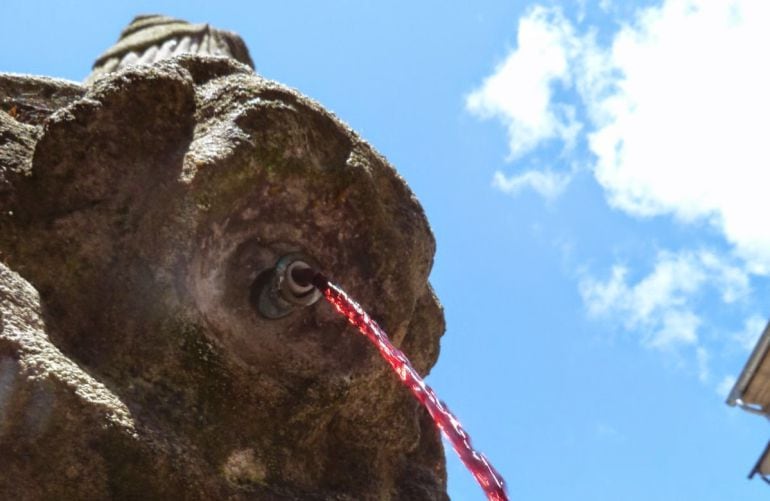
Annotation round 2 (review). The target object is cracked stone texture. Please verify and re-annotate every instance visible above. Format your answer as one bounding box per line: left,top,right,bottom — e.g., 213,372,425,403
0,15,447,501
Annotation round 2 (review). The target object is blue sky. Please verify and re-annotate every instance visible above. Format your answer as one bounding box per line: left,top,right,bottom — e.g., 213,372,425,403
3,1,769,499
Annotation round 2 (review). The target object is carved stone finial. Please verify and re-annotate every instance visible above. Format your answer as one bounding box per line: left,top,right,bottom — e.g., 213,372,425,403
87,14,254,83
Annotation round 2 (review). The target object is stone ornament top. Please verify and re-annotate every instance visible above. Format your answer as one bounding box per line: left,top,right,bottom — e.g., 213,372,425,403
87,14,254,83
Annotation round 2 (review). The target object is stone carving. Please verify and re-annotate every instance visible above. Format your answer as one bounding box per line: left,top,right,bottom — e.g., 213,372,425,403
88,15,254,83
0,15,447,500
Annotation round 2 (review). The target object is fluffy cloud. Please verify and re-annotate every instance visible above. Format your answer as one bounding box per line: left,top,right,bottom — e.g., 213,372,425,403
469,0,770,272
469,1,770,384
716,375,737,398
492,169,571,200
732,314,767,352
465,7,581,160
579,250,750,350
586,0,770,272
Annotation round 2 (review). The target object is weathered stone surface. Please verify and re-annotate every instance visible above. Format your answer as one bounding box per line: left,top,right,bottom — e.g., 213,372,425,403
0,73,84,125
0,16,447,501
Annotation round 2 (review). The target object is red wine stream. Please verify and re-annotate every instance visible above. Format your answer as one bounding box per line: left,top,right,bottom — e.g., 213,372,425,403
311,274,508,501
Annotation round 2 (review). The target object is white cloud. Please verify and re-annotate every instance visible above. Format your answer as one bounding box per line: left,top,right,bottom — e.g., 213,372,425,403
492,169,571,200
716,375,737,398
579,250,749,350
465,6,582,160
733,314,767,352
584,0,770,272
579,252,699,349
654,310,700,349
470,1,770,382
698,251,751,303
469,0,770,271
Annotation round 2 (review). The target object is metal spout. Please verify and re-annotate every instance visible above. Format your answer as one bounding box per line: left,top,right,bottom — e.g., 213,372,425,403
252,253,321,319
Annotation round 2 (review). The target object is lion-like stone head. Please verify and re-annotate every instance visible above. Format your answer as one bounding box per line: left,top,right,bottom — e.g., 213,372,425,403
0,17,447,500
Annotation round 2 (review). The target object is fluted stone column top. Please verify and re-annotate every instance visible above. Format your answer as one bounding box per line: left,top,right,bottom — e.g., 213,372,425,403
87,14,254,83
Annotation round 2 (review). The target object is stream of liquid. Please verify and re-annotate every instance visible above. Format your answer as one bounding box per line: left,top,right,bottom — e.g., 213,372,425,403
311,274,508,501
